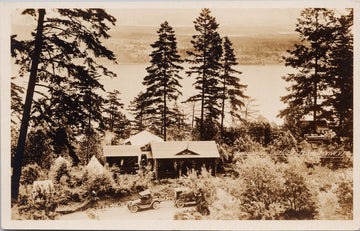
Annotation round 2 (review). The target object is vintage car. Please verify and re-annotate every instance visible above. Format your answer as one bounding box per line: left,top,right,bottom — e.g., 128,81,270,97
174,187,197,208
127,190,160,213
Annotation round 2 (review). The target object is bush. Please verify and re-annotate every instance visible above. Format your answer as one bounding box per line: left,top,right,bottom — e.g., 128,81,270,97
281,168,317,219
247,121,272,146
49,156,72,183
15,180,57,220
235,155,285,219
234,135,265,152
112,165,154,195
235,155,318,219
179,168,217,216
334,172,353,219
208,186,246,220
86,169,116,199
286,152,320,172
268,130,298,162
20,163,46,186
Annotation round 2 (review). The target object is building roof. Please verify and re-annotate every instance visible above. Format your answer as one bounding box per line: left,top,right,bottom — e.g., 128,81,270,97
150,141,220,159
122,130,164,146
103,145,142,157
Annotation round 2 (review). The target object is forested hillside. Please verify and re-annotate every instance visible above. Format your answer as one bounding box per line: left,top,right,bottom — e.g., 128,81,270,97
105,25,299,64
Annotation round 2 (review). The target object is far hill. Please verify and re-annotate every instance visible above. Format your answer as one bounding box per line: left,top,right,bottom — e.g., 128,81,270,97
105,25,300,65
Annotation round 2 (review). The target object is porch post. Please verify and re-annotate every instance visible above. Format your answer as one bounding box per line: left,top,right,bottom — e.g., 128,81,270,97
154,159,158,180
179,160,183,178
213,159,217,176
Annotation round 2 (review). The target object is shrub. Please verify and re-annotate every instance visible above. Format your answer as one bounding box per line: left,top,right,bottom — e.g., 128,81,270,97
281,168,317,219
247,121,272,146
217,143,234,162
15,180,57,220
112,165,154,195
334,172,353,219
268,130,298,162
86,170,116,199
286,152,320,173
234,135,265,152
20,163,46,186
209,186,246,220
48,156,72,183
235,155,285,219
179,168,217,216
235,154,319,220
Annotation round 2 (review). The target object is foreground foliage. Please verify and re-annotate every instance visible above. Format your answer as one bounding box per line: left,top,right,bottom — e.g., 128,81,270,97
12,143,352,221
174,151,352,220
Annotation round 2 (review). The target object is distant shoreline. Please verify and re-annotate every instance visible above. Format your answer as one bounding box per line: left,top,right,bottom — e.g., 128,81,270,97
105,62,286,66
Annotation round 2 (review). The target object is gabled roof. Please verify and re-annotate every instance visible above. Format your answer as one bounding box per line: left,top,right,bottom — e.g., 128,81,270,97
150,141,220,159
122,130,164,146
103,145,141,157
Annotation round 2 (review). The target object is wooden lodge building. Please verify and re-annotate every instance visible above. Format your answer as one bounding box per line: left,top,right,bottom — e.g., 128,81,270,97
103,131,220,178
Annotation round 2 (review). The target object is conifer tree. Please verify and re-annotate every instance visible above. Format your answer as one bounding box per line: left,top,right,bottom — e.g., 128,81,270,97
104,90,130,144
220,36,247,135
11,78,24,125
186,8,223,140
279,8,336,125
129,92,148,133
11,8,117,200
141,21,183,140
326,9,353,138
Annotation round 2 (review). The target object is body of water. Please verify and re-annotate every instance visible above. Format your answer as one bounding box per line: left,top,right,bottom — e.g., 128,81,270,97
100,63,293,125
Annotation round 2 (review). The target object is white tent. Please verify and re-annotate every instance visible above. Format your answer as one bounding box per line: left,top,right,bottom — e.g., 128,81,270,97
86,155,104,175
53,156,71,167
122,130,163,147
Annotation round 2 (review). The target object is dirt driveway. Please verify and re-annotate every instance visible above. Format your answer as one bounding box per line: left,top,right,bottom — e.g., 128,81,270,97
55,201,190,220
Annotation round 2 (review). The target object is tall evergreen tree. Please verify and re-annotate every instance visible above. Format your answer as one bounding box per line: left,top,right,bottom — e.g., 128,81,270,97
326,9,353,138
11,36,26,125
11,78,24,125
103,90,130,144
11,8,117,200
141,21,183,140
279,8,336,125
129,92,148,134
186,8,223,140
166,103,190,141
220,36,247,135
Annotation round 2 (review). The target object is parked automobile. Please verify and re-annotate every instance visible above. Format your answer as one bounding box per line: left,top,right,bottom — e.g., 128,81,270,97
174,187,197,208
127,190,160,213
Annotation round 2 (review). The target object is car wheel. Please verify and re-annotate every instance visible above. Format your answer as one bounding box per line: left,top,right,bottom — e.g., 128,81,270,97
175,200,185,208
129,205,138,213
152,201,160,210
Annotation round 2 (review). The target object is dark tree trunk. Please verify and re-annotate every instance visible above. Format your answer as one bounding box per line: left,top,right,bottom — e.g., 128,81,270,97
200,35,206,141
313,10,319,122
191,101,195,129
220,75,226,137
163,76,167,141
11,9,46,201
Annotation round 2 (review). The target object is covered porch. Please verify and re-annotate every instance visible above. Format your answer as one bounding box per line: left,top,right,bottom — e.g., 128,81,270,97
150,141,220,179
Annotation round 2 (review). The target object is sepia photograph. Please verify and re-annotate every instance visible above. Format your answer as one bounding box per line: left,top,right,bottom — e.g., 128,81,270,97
1,1,359,230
